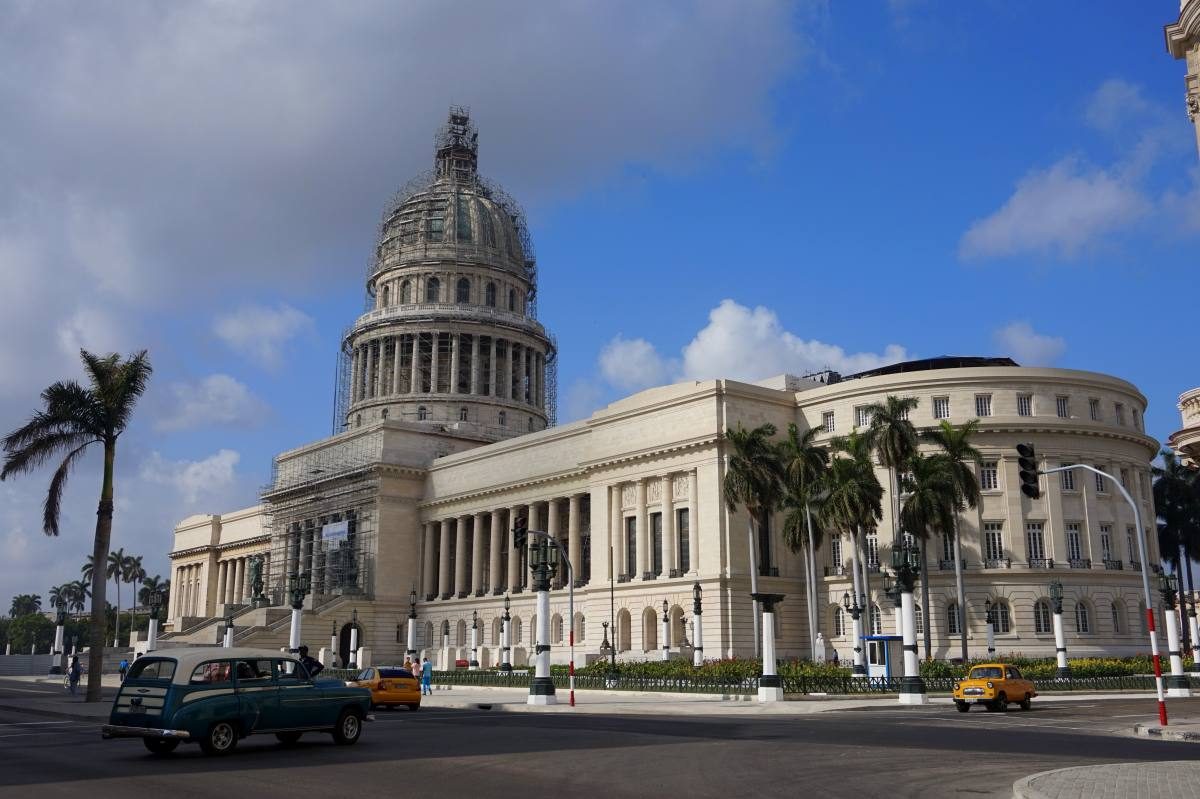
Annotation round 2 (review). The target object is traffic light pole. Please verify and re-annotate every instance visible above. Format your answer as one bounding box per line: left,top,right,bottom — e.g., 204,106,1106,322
1040,463,1168,726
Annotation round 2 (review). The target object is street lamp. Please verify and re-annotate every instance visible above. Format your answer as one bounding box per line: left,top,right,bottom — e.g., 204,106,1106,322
470,609,480,670
500,593,512,673
406,586,418,659
528,533,559,705
660,600,670,662
1159,573,1191,697
1048,579,1069,678
441,619,450,669
147,591,162,652
286,571,310,654
330,620,338,668
348,608,359,669
883,571,902,634
692,582,704,666
984,599,996,658
223,613,234,648
891,537,927,705
841,590,867,676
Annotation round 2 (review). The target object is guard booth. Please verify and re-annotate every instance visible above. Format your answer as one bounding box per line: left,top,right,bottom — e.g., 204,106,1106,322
863,635,902,679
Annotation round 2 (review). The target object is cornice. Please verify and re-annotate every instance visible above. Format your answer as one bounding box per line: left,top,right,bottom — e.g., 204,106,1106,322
1166,1,1200,59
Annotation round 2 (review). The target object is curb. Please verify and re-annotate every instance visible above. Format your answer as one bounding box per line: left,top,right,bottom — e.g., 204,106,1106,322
0,702,107,723
1133,722,1200,742
1012,767,1059,799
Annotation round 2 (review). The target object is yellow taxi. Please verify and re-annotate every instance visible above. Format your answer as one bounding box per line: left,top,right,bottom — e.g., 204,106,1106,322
953,663,1036,712
349,666,421,711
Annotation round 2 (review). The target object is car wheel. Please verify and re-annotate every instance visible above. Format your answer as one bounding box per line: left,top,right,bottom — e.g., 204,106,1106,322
407,703,420,712
143,738,180,755
275,732,303,745
1020,694,1032,711
993,693,1008,713
332,708,362,746
954,701,969,713
199,721,238,756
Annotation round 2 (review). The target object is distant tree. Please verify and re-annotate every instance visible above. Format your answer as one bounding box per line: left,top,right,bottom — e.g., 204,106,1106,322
9,594,42,618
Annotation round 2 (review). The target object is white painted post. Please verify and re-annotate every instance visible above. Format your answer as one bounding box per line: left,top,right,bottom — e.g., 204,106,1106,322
330,630,339,667
1052,610,1068,678
288,607,302,652
1189,611,1200,675
53,625,64,655
470,623,479,670
758,603,782,702
441,628,450,670
501,616,511,671
223,624,233,648
407,618,418,659
986,618,996,658
850,610,866,677
693,612,704,667
1164,607,1191,697
661,609,670,662
349,625,359,668
897,590,928,705
147,618,159,652
528,585,556,704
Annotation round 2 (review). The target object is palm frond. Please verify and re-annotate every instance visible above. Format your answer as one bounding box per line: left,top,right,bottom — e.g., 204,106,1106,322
1,429,96,481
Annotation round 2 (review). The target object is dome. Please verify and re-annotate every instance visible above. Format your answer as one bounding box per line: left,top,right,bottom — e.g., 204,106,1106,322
372,109,533,279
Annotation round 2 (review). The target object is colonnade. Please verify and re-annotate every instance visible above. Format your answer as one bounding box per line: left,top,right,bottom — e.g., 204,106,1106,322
170,553,267,620
612,471,700,583
215,555,255,607
171,562,205,619
349,331,545,410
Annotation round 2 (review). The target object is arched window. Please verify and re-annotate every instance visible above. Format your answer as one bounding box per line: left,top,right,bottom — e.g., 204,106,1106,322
491,617,501,646
459,407,468,422
485,282,496,307
869,604,882,635
417,406,428,421
456,277,470,303
508,288,516,311
992,600,1011,633
498,410,506,426
512,617,522,645
642,607,658,652
914,604,923,636
425,277,440,303
381,285,390,307
1075,602,1090,634
832,606,845,637
574,612,586,642
1110,601,1122,633
551,614,563,644
947,602,960,635
456,620,466,646
400,280,412,304
617,609,631,653
423,621,433,648
1034,600,1052,634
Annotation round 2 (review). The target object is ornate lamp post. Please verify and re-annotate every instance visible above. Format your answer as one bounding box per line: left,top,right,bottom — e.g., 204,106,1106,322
883,572,902,635
660,600,670,662
751,590,785,702
527,534,558,705
348,608,360,669
147,591,162,652
406,587,419,659
1048,579,1069,678
891,538,927,705
841,591,867,677
470,610,480,670
1159,573,1191,697
49,605,67,674
287,571,310,654
984,600,996,658
692,582,704,666
441,619,451,669
222,613,234,648
330,620,338,668
500,593,512,673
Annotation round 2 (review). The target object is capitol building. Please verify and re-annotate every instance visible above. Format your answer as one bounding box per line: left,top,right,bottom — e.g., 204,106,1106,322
163,110,1163,668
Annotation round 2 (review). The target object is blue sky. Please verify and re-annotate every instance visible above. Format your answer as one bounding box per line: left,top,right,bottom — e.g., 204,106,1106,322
1,1,1196,602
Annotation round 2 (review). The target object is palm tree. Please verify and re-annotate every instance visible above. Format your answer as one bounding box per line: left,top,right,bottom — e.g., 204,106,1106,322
820,439,884,673
1153,451,1200,648
66,580,90,614
864,395,921,542
723,422,784,656
48,584,67,612
1,349,152,701
81,555,95,585
123,554,146,626
921,419,982,661
139,575,166,608
777,423,829,659
9,594,42,617
831,430,879,625
106,547,127,647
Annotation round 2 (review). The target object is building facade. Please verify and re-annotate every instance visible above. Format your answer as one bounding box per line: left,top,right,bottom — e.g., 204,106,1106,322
165,111,1164,667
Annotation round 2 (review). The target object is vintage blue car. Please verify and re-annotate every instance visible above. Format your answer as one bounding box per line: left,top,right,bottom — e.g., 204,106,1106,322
102,647,373,755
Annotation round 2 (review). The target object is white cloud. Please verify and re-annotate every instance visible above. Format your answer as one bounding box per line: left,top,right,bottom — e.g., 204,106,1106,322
140,449,240,504
213,304,314,370
154,374,269,432
598,336,677,392
959,157,1150,260
1084,79,1152,133
992,321,1066,367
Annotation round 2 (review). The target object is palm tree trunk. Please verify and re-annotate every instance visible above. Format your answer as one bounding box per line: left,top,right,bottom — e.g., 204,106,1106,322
919,537,931,660
87,442,115,703
113,575,121,648
858,527,871,634
848,529,862,610
951,516,968,663
1186,556,1197,657
804,504,818,660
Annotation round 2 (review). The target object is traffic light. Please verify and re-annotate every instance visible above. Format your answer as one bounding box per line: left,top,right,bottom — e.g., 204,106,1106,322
512,515,528,550
1016,443,1040,499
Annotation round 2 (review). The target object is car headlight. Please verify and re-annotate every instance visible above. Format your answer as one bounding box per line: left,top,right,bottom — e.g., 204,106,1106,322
986,681,994,689
954,683,960,692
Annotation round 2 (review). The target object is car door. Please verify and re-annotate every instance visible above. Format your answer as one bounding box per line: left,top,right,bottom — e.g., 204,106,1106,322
234,658,281,731
275,658,331,727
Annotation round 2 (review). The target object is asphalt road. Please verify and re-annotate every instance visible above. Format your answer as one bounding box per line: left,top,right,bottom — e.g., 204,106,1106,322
0,682,1197,799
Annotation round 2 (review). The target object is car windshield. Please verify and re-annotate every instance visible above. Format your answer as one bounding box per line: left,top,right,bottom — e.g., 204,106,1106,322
379,668,412,678
357,669,374,681
969,667,1003,679
126,658,176,682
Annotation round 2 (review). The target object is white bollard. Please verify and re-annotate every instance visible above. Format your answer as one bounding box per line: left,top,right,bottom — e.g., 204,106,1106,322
897,590,928,705
288,607,302,652
146,618,159,652
1052,611,1069,678
758,603,783,702
1164,607,1191,698
348,625,359,668
693,613,704,667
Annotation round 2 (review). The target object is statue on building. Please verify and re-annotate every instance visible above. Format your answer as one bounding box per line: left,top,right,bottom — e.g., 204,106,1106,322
248,555,266,606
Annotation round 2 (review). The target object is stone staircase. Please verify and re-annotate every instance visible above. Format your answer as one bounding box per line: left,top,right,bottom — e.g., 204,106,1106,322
161,596,354,651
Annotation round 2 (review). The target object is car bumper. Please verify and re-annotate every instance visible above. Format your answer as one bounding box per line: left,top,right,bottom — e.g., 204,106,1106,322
102,724,191,741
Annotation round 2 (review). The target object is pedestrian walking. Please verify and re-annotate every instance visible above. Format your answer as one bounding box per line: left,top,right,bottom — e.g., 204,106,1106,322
67,656,81,696
119,658,129,681
420,657,432,695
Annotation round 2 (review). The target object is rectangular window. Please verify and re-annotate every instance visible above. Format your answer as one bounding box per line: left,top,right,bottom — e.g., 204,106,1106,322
942,532,954,562
980,461,999,491
1099,524,1112,561
1127,526,1137,563
1056,395,1070,418
676,508,690,572
1017,394,1033,417
1120,468,1130,490
1089,398,1100,421
1132,407,1140,430
1140,472,1149,499
624,517,636,577
983,522,1004,561
975,394,992,417
1115,402,1125,425
830,535,842,569
1060,463,1076,491
822,411,835,433
426,216,444,242
1026,523,1045,561
1094,466,1106,493
651,512,663,576
854,406,872,428
1066,523,1082,561
933,396,950,419
866,530,879,567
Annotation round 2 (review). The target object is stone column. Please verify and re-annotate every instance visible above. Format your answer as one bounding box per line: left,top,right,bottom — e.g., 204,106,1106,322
430,332,441,394
611,484,623,578
365,340,375,398
411,334,421,394
216,561,228,609
489,510,504,594
350,347,360,403
545,498,560,588
489,337,498,397
472,511,486,595
516,344,527,404
438,519,452,599
688,469,699,574
454,515,469,597
524,502,539,592
422,522,436,598
229,559,240,604
636,479,649,579
662,475,675,575
568,494,581,589
470,334,481,395
508,505,523,592
450,332,461,394
391,336,402,396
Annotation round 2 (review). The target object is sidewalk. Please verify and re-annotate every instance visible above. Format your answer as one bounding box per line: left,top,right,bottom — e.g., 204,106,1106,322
1013,762,1200,799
